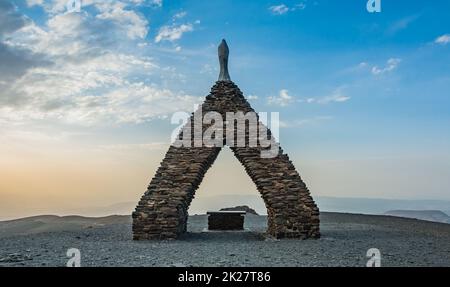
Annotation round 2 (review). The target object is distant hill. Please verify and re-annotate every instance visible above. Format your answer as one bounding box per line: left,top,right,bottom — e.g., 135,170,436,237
190,195,450,216
316,197,450,216
2,196,450,221
62,196,450,219
385,210,450,224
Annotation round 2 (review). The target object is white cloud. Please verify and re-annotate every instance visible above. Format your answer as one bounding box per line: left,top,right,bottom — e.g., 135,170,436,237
371,58,402,75
317,92,351,104
269,2,306,15
300,88,351,105
26,0,84,14
173,11,187,20
71,84,199,125
268,89,294,107
155,23,194,43
269,4,289,15
1,75,200,126
247,95,258,100
7,7,148,60
151,0,163,7
268,88,350,107
358,62,368,68
8,14,107,57
95,2,149,39
0,1,200,126
0,38,199,125
26,0,44,6
435,34,450,45
26,0,152,16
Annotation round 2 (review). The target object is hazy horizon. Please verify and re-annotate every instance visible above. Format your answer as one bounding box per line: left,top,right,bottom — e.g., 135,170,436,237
1,0,449,220
2,191,450,221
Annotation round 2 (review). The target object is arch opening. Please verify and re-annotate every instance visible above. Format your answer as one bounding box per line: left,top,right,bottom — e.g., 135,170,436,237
189,147,266,215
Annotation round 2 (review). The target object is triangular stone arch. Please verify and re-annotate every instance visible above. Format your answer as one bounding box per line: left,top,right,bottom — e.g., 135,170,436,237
132,40,320,240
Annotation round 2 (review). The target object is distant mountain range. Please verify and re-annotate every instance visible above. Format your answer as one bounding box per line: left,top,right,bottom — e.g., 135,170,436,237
384,210,450,224
316,196,450,216
64,195,450,217
1,195,450,223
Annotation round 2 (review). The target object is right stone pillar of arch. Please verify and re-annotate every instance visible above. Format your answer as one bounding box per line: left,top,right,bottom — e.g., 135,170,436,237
231,146,320,239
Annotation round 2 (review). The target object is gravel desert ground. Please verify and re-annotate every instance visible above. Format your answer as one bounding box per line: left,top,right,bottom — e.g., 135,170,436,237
1,213,450,267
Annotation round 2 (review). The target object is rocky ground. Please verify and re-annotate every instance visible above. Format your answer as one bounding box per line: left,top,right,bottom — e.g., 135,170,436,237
1,212,449,267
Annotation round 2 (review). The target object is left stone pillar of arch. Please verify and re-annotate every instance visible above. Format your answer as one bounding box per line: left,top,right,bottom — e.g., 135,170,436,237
132,146,221,240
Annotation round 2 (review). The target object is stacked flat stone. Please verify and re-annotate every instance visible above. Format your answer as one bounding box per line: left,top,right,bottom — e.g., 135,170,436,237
132,81,320,240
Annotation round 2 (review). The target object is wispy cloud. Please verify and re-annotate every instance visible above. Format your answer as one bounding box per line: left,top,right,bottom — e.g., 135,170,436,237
280,116,333,128
0,0,201,127
26,0,44,6
303,88,351,105
318,94,350,104
151,0,163,8
344,59,401,77
96,2,149,39
26,0,162,14
435,34,450,45
269,2,306,15
267,89,295,106
268,87,350,107
155,23,194,43
386,15,420,35
173,11,187,20
371,58,402,75
269,4,289,15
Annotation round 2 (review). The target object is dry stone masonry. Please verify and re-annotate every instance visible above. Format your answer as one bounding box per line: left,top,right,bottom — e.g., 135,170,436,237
132,40,320,240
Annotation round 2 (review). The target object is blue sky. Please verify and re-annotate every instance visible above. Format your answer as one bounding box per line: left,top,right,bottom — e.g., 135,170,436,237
0,0,449,218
